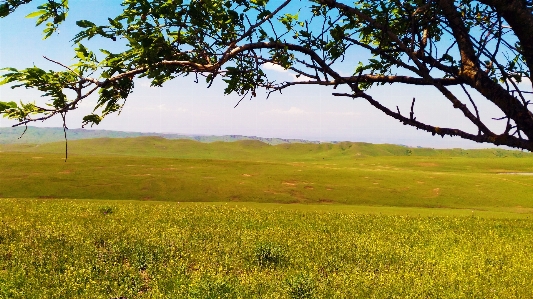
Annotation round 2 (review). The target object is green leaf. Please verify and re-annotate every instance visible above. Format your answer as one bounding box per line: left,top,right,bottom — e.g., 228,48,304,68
0,4,10,18
82,114,102,127
0,101,17,112
0,67,18,72
76,20,95,28
108,17,123,29
25,10,47,19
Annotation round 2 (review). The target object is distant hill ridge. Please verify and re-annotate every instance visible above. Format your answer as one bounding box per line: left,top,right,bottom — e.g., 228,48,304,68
0,126,318,145
0,128,533,161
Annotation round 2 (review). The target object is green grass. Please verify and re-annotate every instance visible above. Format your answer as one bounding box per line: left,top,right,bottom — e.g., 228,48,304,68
2,198,533,298
2,136,531,160
2,137,533,297
1,137,532,209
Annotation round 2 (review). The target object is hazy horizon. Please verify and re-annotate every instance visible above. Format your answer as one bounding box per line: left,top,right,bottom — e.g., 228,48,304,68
0,125,515,150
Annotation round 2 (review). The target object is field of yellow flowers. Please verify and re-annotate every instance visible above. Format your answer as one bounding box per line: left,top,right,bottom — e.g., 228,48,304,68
1,198,533,298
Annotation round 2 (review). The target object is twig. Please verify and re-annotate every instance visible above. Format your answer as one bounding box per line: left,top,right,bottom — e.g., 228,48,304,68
61,112,68,162
43,56,81,78
410,97,416,120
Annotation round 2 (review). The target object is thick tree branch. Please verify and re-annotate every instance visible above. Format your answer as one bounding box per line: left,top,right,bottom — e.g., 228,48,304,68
477,0,533,82
270,75,461,90
321,0,496,136
333,92,533,151
438,0,533,140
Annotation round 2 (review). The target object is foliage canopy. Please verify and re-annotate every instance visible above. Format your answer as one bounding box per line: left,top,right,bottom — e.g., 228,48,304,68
1,0,533,150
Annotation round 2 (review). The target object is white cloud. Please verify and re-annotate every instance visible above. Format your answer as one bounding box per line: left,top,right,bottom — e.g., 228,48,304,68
261,63,317,83
262,62,289,73
138,79,158,88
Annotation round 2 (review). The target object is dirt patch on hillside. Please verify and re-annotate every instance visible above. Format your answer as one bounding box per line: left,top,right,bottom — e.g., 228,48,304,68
229,195,244,201
499,172,533,175
264,190,282,195
93,183,120,187
512,206,533,214
289,162,306,166
417,162,438,167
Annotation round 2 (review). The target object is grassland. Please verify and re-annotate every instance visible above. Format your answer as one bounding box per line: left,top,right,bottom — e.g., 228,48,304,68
1,137,532,209
2,199,533,298
1,137,533,297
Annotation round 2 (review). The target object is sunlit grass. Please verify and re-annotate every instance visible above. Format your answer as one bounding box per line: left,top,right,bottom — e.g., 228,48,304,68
1,199,533,298
1,138,533,297
0,149,532,208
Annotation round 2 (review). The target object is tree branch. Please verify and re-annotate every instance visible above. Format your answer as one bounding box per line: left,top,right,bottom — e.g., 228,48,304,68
332,92,533,151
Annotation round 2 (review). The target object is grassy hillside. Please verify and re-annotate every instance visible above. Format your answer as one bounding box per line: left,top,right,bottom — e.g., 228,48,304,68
1,136,529,160
1,137,532,209
0,126,317,145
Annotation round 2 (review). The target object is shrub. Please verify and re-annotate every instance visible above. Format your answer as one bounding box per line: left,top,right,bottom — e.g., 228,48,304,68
189,277,237,299
286,273,315,299
99,206,115,215
253,242,286,268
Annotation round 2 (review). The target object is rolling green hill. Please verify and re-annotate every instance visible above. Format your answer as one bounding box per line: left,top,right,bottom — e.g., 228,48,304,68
0,126,317,145
1,135,530,160
1,136,532,209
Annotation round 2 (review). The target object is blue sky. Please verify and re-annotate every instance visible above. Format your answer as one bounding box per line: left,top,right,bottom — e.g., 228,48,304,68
0,0,522,148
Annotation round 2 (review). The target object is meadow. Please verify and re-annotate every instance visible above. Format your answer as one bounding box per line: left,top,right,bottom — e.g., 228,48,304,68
1,137,533,297
2,199,533,298
1,137,533,209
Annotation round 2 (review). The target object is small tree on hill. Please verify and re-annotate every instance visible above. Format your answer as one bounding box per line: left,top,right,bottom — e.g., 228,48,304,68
1,0,533,150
